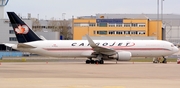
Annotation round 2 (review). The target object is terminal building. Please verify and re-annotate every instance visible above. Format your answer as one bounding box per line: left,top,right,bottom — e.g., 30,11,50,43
73,14,180,45
73,14,162,40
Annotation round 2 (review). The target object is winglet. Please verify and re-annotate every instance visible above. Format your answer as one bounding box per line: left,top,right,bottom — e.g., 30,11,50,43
85,35,97,47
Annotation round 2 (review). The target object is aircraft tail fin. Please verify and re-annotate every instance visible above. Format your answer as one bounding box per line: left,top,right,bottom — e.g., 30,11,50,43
7,12,42,43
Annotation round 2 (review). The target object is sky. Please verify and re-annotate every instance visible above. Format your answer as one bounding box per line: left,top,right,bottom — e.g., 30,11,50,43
3,0,180,20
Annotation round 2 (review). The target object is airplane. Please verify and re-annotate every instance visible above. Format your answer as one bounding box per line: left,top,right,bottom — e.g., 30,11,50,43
3,12,179,64
39,35,47,40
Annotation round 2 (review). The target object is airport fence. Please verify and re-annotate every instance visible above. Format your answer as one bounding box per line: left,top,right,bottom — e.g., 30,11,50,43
0,55,86,62
0,51,23,59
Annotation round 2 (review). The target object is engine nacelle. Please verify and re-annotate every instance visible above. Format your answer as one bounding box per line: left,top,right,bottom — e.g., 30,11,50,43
112,51,132,61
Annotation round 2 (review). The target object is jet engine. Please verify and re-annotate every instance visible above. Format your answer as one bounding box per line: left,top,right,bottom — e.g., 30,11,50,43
111,51,132,61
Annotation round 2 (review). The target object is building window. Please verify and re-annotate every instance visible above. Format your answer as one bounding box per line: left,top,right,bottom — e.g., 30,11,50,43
138,31,146,34
94,31,96,34
89,23,96,27
74,23,81,27
97,23,107,27
124,31,130,34
97,31,107,35
80,23,89,27
138,24,146,27
109,23,116,27
109,31,116,34
9,23,12,27
94,30,146,35
9,37,17,41
116,24,123,27
124,23,131,27
130,31,138,34
131,23,138,27
74,23,96,27
9,30,15,34
116,31,124,34
41,26,44,28
4,20,10,23
47,26,54,29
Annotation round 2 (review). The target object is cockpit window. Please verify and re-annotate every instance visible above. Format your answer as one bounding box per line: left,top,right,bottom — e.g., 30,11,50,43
171,45,174,47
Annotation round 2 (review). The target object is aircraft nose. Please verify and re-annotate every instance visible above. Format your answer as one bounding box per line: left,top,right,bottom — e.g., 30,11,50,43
174,47,179,53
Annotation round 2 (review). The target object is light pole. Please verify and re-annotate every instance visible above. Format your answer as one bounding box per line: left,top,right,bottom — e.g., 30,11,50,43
161,0,164,25
161,0,165,40
157,0,164,40
157,0,159,40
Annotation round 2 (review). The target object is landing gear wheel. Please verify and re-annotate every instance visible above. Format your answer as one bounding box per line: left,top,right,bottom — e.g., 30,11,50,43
86,60,90,64
95,60,99,64
99,60,104,64
162,59,167,63
162,57,167,64
90,60,95,64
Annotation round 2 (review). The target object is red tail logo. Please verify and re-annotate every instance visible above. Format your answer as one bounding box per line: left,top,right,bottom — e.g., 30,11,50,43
15,25,29,34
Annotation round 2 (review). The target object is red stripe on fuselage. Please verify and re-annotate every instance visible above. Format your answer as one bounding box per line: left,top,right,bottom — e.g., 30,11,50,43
43,48,170,51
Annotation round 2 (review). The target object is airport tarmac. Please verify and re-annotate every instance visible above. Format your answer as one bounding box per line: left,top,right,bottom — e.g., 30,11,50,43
0,61,180,88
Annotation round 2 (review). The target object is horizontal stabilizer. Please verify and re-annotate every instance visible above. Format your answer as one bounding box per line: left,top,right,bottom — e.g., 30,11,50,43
2,43,16,47
39,35,47,40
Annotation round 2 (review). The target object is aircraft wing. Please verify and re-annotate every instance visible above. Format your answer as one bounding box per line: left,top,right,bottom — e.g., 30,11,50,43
17,43,36,48
86,35,117,55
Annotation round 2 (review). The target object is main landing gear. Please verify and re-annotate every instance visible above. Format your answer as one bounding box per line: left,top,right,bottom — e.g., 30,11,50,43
153,57,167,63
85,58,104,64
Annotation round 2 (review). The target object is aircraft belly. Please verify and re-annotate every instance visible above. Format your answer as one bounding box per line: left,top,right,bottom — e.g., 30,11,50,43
129,50,172,57
58,51,83,57
43,51,87,57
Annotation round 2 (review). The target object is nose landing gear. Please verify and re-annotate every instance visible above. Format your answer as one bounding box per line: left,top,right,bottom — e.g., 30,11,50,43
153,57,167,64
162,56,167,63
